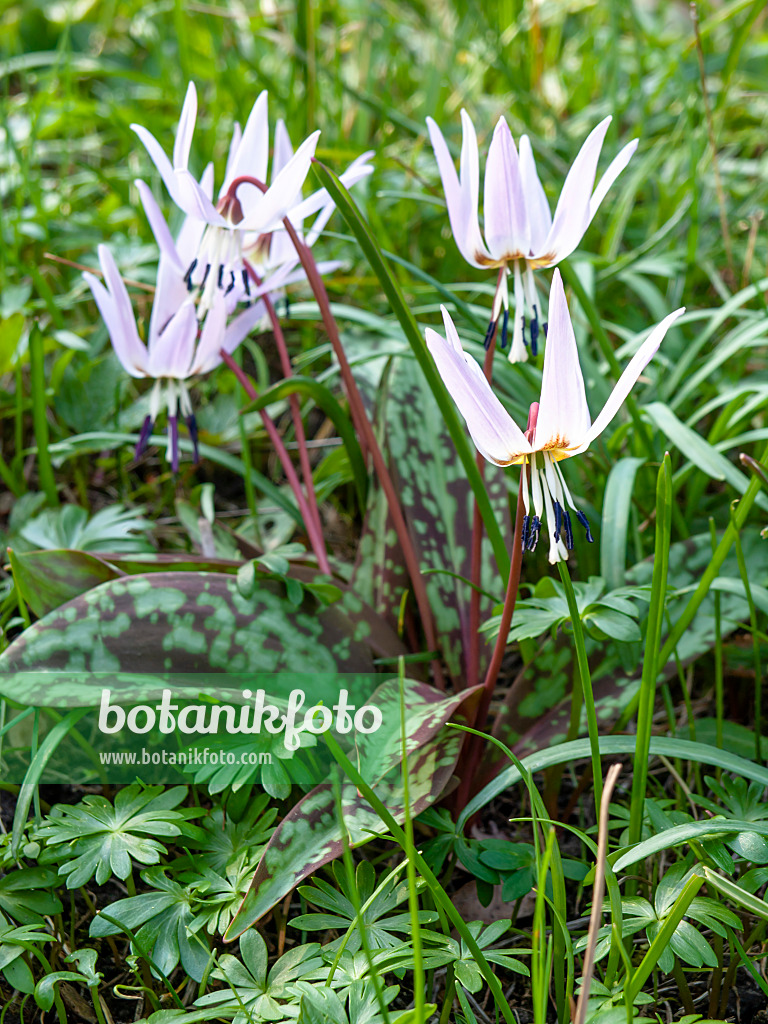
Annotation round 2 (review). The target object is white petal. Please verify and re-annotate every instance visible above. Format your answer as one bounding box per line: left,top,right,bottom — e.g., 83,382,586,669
84,247,148,377
173,82,198,171
588,138,638,220
426,112,492,269
223,123,243,194
534,270,591,450
426,307,531,466
574,307,686,452
135,180,184,272
148,256,189,349
189,290,228,374
239,130,320,231
273,118,294,178
147,301,198,378
132,123,223,223
518,135,552,254
289,150,374,226
483,117,529,261
538,116,612,263
226,91,269,189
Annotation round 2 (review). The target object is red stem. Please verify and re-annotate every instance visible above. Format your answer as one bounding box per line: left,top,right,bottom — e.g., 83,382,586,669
455,460,525,812
467,339,498,690
280,221,445,689
243,259,330,574
225,173,443,687
221,350,332,573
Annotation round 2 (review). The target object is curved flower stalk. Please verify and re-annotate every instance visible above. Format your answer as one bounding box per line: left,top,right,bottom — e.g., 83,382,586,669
426,112,638,362
426,271,684,563
132,82,373,318
83,221,264,470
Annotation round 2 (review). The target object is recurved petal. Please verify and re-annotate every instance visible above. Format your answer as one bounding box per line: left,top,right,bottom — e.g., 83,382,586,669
147,300,197,379
223,123,243,194
538,116,612,263
173,82,198,171
135,180,184,272
426,307,531,466
132,123,222,223
518,135,552,254
574,306,686,453
426,113,491,269
272,119,295,179
588,137,638,220
225,90,269,189
483,117,529,261
288,150,374,227
84,246,148,377
240,130,320,231
534,270,591,451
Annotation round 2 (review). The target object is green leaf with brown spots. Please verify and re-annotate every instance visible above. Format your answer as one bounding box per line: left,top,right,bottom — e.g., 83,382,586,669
0,571,377,682
370,354,512,682
226,678,482,937
8,548,124,619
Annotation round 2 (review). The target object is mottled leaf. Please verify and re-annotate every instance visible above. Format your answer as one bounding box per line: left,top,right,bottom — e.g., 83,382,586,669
8,547,124,619
227,679,481,936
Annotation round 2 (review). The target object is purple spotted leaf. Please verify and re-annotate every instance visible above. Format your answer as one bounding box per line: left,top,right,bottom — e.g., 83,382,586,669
0,572,378,709
226,677,482,937
8,547,125,619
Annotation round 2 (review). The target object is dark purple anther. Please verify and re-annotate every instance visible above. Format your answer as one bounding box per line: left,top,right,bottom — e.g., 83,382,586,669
530,305,539,357
521,514,530,550
242,269,251,296
135,415,153,459
562,508,574,549
186,414,200,464
483,318,496,351
576,510,594,543
169,416,179,473
554,499,564,542
500,307,510,350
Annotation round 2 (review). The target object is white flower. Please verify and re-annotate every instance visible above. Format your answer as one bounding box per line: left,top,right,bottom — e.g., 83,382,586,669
425,271,684,563
426,112,637,362
132,83,373,316
83,189,265,469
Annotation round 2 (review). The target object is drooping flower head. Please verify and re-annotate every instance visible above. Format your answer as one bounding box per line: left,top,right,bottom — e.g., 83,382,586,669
426,271,684,563
83,186,266,470
426,113,638,362
132,83,373,318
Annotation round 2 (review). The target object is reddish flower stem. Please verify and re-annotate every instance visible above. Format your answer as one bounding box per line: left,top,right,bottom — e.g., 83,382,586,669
225,173,443,687
243,259,329,573
221,350,332,574
280,220,445,689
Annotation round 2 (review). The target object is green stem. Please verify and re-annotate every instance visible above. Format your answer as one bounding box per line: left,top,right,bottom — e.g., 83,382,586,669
557,561,603,817
629,455,672,850
730,502,762,760
709,519,724,757
28,326,57,505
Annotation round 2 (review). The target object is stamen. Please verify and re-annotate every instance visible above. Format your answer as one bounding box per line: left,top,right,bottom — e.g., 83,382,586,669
576,510,594,543
242,269,251,296
284,296,291,319
553,499,563,542
543,322,548,338
186,414,200,464
483,317,496,351
169,416,179,473
521,315,527,348
135,415,153,459
521,514,530,551
225,270,236,295
530,304,539,357
562,508,574,550
217,265,224,288
200,263,211,288
184,258,198,288
527,515,541,551
500,308,510,350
